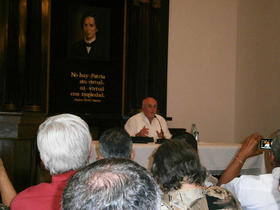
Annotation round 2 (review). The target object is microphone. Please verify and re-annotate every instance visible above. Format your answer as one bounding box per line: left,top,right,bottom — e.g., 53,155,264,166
154,115,164,138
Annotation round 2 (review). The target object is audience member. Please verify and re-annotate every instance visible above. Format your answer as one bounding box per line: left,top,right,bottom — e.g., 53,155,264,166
173,132,198,150
62,158,161,210
0,158,16,208
218,133,280,209
125,97,172,141
152,139,241,210
174,133,218,187
98,127,135,159
11,114,92,210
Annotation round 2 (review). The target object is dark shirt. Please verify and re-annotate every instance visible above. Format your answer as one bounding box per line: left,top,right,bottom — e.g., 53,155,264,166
70,37,109,60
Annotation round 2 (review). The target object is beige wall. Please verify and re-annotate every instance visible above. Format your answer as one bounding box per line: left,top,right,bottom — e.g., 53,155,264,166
167,0,237,141
235,0,280,140
167,0,280,142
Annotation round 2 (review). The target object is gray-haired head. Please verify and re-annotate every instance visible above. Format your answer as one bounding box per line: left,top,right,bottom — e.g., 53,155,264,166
62,158,162,210
37,113,92,175
99,127,132,159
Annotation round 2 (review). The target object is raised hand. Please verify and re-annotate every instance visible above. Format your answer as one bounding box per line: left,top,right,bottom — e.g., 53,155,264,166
136,126,149,137
156,130,163,139
237,132,263,161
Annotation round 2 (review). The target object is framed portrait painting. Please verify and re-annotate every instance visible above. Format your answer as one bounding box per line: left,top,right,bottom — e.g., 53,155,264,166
49,0,125,119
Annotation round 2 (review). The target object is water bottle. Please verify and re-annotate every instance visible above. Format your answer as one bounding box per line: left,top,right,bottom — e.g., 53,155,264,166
191,123,199,141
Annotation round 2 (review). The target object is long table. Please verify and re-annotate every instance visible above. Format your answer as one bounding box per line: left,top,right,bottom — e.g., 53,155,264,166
90,141,266,175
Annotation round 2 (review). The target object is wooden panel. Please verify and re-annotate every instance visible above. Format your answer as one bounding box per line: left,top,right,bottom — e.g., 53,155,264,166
0,138,38,192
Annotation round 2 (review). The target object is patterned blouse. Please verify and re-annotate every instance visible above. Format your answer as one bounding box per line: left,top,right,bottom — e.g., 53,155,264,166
161,186,241,210
0,204,9,210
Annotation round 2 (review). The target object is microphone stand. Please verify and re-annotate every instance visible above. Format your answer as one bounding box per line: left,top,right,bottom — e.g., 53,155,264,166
154,115,164,138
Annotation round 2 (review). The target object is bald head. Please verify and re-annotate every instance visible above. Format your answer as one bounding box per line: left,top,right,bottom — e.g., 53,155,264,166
142,97,157,122
62,158,161,210
142,97,157,106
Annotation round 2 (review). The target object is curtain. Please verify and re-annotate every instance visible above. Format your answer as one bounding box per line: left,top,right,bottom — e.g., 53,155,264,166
125,0,169,116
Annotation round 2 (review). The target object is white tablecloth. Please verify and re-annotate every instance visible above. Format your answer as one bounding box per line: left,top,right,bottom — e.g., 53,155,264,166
90,141,266,175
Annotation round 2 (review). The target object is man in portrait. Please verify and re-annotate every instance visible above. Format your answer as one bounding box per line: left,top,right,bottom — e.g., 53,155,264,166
70,12,108,60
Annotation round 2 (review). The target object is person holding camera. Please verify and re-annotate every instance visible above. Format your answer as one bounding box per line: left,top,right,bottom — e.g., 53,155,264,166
218,133,280,210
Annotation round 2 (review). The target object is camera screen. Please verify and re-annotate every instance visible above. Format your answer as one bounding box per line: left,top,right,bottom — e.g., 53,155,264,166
259,139,272,150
